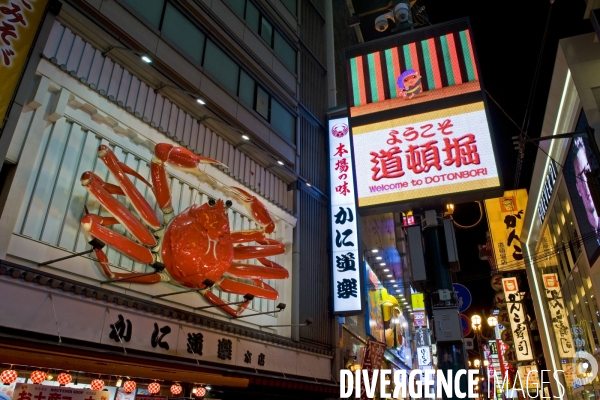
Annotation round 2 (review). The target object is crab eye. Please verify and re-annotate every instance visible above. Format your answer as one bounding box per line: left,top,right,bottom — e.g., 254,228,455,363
225,200,233,208
208,198,216,206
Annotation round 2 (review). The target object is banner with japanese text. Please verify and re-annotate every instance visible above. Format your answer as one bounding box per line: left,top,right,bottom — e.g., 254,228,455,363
351,102,500,207
329,117,362,314
502,277,533,361
11,384,110,400
542,273,575,358
485,189,528,271
360,339,386,400
0,0,49,129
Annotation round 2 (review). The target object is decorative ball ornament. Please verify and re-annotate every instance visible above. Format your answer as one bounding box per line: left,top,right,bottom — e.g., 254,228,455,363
30,370,47,384
57,373,72,386
123,380,136,394
1,369,18,385
90,379,105,391
170,384,182,395
494,292,506,308
147,382,160,394
195,387,206,397
490,275,503,291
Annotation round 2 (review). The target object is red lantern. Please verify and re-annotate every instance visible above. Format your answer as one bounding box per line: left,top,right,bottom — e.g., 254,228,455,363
123,380,136,394
57,373,72,386
1,369,17,385
170,384,182,395
195,387,206,397
90,379,104,391
147,382,160,394
30,371,47,384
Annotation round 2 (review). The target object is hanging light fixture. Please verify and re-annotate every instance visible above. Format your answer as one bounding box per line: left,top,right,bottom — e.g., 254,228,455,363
170,384,182,395
57,373,72,386
30,371,47,384
123,380,136,394
195,387,206,397
115,378,123,387
1,369,17,385
147,382,160,395
90,379,105,391
46,372,54,381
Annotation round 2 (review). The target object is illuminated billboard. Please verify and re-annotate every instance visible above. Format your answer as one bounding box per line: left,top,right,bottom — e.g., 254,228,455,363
344,19,500,209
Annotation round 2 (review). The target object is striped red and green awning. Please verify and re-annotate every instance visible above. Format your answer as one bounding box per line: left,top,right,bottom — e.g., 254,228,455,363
349,29,478,107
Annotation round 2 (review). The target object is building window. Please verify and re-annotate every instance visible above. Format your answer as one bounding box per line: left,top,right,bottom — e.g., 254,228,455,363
260,17,273,47
245,1,260,32
122,0,165,29
274,31,296,72
238,70,255,108
161,3,205,65
281,0,296,15
256,85,270,120
224,0,245,18
204,40,240,94
271,99,295,142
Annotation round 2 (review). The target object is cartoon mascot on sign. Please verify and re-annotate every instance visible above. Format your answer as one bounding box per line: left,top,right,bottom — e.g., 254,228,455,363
397,69,422,99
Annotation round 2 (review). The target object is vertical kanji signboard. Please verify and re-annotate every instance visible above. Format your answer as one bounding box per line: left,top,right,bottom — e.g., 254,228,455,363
329,117,362,314
343,19,501,210
0,0,49,129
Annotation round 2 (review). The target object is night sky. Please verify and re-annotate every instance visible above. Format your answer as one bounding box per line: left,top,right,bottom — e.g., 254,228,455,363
354,0,594,314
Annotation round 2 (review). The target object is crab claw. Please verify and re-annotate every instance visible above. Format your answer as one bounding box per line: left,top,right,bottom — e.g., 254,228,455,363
230,186,275,233
154,143,226,170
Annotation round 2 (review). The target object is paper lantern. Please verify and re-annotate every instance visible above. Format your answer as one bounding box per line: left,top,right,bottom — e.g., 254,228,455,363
170,384,182,395
195,387,206,397
123,380,136,394
147,382,160,394
90,379,104,391
30,370,47,384
57,373,72,386
1,369,17,384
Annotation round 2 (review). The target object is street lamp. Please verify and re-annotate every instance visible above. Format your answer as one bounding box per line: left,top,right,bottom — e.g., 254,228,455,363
487,316,498,328
471,314,482,331
474,359,481,368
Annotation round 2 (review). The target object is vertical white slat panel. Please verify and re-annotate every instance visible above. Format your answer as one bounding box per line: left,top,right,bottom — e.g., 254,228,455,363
175,108,186,143
227,145,236,176
263,171,272,202
76,43,96,81
134,81,148,118
215,136,224,164
54,28,75,65
42,21,64,58
269,172,275,201
66,36,85,73
85,50,104,89
133,159,155,272
41,123,86,245
208,130,218,160
182,114,193,147
196,123,206,154
243,156,251,187
96,57,114,96
189,119,199,150
258,166,266,196
248,160,256,191
159,98,171,132
233,152,243,181
179,183,192,213
273,178,280,206
143,84,156,123
170,177,183,215
167,103,179,139
116,70,132,106
21,120,71,240
280,179,286,209
203,127,213,157
221,141,230,168
106,64,123,102
58,131,101,251
125,76,140,113
151,95,163,128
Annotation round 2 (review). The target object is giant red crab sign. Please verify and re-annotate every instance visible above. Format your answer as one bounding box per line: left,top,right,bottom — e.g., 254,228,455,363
80,143,288,317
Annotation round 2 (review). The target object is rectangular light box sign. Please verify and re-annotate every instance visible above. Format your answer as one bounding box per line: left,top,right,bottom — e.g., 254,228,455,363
502,277,533,361
344,19,501,209
329,117,362,314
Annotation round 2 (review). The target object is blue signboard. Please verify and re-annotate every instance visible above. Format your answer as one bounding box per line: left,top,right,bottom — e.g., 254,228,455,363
453,283,472,313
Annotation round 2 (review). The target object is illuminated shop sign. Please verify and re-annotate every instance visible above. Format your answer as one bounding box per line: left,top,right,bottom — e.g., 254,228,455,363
542,273,575,358
485,190,528,271
502,277,533,361
344,19,500,209
329,117,362,314
537,161,557,225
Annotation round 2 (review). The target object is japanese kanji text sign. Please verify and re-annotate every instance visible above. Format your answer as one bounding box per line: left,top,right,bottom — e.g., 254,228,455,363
417,345,431,366
329,117,362,314
351,102,500,207
542,273,575,358
485,189,528,271
11,384,110,400
359,339,386,400
0,0,48,129
502,277,533,361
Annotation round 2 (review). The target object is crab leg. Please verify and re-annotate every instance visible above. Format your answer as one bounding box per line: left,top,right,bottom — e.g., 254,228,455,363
229,187,275,233
93,247,162,283
227,257,289,279
152,144,225,213
219,278,279,300
97,145,161,230
81,172,157,246
233,238,285,259
203,291,252,318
